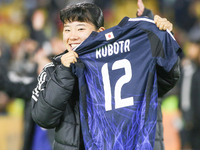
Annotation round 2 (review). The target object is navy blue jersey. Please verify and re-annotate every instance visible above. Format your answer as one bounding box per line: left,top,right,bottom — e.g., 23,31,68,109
74,17,181,150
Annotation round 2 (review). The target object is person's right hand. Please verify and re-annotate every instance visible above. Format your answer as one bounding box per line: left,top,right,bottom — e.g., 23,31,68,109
61,51,78,67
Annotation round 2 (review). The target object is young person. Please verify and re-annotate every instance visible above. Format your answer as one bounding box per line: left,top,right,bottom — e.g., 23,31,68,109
31,2,180,150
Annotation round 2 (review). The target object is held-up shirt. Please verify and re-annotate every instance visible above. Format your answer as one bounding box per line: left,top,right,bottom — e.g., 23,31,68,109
73,16,181,150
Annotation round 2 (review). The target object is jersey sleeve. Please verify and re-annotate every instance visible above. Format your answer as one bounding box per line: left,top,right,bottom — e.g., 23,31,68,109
154,29,181,72
128,17,181,72
139,21,182,96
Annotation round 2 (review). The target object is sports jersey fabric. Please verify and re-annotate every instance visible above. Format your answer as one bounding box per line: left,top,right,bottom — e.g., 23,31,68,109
73,16,181,150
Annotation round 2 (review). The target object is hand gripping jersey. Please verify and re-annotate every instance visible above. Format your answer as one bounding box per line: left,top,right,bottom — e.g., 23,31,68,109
73,17,181,150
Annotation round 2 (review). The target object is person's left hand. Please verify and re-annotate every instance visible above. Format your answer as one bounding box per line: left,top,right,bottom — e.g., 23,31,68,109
154,15,173,31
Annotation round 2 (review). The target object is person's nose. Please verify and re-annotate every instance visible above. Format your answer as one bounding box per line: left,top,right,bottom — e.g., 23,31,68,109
69,30,78,40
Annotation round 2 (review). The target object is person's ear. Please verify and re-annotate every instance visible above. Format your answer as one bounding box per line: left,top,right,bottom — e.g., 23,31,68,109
97,27,105,33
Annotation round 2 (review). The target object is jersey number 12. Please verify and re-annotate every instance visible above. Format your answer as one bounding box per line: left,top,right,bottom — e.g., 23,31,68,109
101,59,134,111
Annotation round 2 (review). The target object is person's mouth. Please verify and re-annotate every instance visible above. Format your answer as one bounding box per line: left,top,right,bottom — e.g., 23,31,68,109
70,44,80,50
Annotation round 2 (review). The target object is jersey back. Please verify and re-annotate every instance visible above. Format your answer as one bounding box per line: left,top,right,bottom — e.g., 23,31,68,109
74,17,180,150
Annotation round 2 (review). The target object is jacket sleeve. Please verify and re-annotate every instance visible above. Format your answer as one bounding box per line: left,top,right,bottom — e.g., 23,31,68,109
31,62,76,129
157,57,180,97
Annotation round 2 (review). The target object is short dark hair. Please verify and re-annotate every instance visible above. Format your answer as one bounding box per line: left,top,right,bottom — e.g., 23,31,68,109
60,2,104,30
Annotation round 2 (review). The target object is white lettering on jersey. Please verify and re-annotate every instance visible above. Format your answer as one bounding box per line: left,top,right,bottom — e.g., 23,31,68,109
96,39,130,59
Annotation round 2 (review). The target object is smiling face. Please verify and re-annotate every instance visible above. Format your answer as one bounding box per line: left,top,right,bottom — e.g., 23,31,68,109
63,21,97,51
60,2,105,51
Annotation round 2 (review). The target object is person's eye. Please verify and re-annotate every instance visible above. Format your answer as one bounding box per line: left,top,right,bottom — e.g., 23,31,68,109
64,29,70,32
78,28,85,31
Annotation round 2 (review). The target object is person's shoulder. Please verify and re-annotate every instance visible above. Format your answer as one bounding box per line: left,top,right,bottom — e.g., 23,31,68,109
37,62,54,81
40,62,55,75
43,62,55,70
